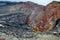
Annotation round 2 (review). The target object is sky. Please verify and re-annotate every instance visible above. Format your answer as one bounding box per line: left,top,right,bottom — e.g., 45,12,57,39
0,0,60,5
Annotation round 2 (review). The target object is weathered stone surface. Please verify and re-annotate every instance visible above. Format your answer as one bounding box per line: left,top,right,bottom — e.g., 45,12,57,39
0,1,60,40
0,1,44,32
29,1,60,32
44,1,60,32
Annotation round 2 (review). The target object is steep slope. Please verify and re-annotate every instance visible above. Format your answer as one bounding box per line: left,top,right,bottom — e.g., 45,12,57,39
0,1,44,24
44,1,60,32
0,1,45,38
0,1,60,34
29,1,60,32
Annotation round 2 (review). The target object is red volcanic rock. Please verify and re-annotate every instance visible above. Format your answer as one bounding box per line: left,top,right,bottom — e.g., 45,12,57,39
0,1,60,32
28,1,60,32
44,1,60,32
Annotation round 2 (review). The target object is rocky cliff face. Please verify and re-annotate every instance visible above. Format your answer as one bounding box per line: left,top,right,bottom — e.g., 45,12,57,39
0,1,60,40
0,1,44,26
44,1,60,32
28,1,60,32
0,1,60,34
0,1,45,38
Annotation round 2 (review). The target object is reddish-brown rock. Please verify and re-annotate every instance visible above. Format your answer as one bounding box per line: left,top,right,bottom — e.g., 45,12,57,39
44,1,60,32
29,1,60,32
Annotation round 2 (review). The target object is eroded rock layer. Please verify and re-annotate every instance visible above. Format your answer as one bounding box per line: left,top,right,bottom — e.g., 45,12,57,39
0,1,60,33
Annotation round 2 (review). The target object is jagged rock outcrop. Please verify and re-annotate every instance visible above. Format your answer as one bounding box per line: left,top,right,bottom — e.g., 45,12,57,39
0,1,44,28
28,1,60,32
44,1,60,32
0,1,44,26
0,1,60,35
0,1,45,38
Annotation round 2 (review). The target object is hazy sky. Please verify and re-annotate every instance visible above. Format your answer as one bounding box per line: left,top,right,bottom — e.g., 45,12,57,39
0,0,60,5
